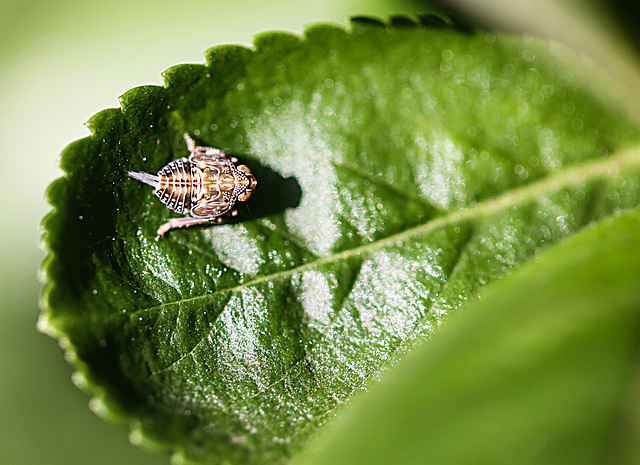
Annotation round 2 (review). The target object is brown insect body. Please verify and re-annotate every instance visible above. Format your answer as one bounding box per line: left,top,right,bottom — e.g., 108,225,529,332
129,134,257,239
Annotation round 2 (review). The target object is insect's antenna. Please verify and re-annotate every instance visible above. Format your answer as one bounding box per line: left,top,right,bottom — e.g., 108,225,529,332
128,171,160,188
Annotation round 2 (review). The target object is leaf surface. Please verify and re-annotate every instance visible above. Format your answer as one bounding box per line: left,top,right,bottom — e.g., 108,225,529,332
295,203,640,465
40,17,640,464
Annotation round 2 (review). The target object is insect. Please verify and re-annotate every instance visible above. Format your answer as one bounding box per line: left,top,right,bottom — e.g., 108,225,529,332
128,134,257,239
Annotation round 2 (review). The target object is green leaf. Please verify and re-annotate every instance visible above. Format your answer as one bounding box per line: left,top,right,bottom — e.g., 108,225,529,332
294,204,640,465
39,17,640,465
437,0,640,112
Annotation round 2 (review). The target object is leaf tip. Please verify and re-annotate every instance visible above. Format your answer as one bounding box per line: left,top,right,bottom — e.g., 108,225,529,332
84,107,123,135
302,21,348,41
118,85,167,132
161,63,207,90
389,15,420,27
35,311,55,337
252,30,303,54
349,16,386,30
204,43,253,70
129,420,173,455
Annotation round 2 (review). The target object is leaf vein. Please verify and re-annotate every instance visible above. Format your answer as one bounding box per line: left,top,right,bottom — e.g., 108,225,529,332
234,257,367,404
117,147,640,320
150,290,235,376
332,160,440,212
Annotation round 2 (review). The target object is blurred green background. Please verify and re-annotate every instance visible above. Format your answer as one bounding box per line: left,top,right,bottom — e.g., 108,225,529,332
0,1,421,463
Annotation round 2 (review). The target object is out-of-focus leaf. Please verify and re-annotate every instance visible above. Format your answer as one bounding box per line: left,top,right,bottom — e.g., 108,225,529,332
295,204,640,465
433,0,640,113
40,17,640,465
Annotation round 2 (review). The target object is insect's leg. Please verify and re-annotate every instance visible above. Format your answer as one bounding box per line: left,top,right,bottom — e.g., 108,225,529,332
184,133,226,159
156,216,218,239
189,150,226,164
204,147,225,157
184,133,196,153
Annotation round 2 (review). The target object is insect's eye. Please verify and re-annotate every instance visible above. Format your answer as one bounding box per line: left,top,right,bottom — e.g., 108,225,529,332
246,173,257,191
238,191,253,202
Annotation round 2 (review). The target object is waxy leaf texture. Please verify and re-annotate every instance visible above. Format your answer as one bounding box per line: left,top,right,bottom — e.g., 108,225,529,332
40,17,640,465
295,201,640,465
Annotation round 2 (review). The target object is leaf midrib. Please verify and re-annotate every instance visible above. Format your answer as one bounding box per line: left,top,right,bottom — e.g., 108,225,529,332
122,146,640,319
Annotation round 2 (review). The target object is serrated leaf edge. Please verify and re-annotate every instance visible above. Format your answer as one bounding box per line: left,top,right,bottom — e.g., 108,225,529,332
37,14,466,464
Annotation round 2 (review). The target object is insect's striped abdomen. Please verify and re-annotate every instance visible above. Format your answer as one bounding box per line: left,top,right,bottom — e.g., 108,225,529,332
156,157,197,214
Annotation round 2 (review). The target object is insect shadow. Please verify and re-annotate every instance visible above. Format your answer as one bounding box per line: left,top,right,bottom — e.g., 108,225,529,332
224,155,302,223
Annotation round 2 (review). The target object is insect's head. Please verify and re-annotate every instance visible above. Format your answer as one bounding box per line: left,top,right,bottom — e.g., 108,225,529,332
237,164,257,202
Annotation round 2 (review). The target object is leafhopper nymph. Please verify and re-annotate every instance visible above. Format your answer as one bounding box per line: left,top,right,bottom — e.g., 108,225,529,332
128,134,257,239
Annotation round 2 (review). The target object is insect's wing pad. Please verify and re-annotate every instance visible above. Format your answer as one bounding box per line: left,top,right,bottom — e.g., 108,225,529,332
191,198,234,218
189,150,226,168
